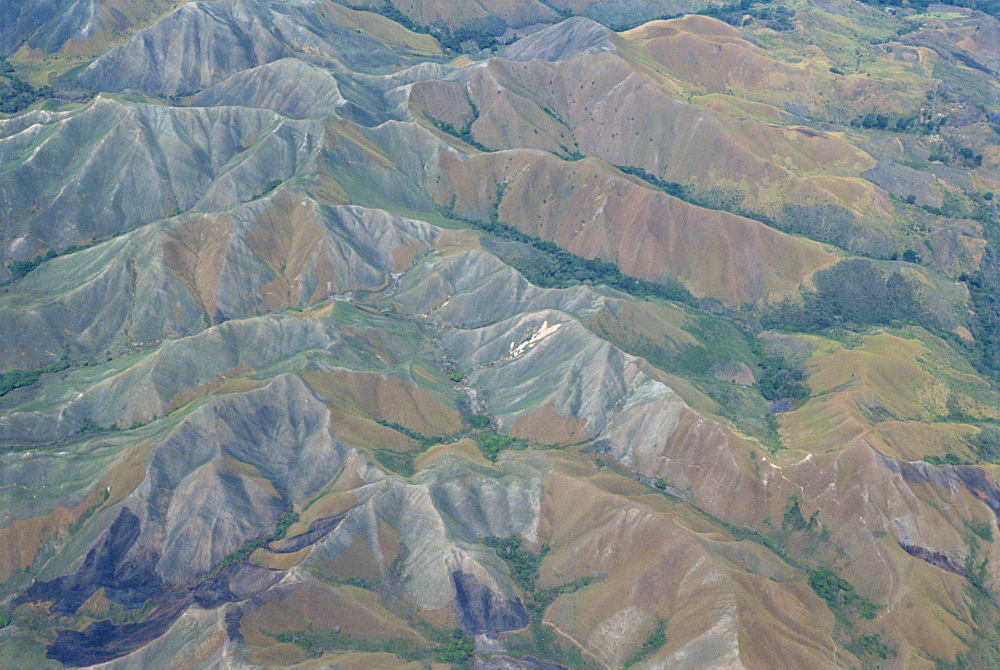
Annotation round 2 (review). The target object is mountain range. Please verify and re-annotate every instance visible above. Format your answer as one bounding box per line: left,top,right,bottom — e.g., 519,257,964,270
1,0,1000,667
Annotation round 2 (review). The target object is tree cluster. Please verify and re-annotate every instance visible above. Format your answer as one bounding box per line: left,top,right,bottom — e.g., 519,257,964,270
757,355,809,403
482,534,545,592
807,568,878,620
0,358,69,397
446,184,695,305
624,620,667,668
436,629,474,663
357,3,505,52
206,510,300,578
762,259,931,333
0,58,53,115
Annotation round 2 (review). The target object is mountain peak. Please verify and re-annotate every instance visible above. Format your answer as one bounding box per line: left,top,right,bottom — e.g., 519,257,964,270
499,16,617,62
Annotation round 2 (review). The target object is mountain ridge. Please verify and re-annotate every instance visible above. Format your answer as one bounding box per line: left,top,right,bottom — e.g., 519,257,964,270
2,1,1000,667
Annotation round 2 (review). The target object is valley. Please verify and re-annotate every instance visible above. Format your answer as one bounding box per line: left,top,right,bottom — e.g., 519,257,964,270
1,0,999,667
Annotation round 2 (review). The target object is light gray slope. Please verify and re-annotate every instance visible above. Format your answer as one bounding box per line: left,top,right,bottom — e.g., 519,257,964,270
191,54,456,126
73,0,413,95
0,96,325,272
0,315,332,444
441,310,644,435
0,222,206,372
393,246,607,327
0,0,182,55
0,195,439,371
303,454,541,625
498,16,618,63
0,0,92,54
190,58,346,119
142,374,351,580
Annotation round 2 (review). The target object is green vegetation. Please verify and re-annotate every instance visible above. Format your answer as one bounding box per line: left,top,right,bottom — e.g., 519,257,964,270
925,453,966,466
273,622,480,665
757,354,809,403
485,534,601,668
850,111,956,136
68,487,111,534
967,520,994,543
6,249,58,281
106,598,157,626
0,58,53,115
762,259,933,334
250,179,282,201
971,425,1000,463
624,620,667,668
349,2,505,52
3,242,91,284
427,114,491,152
370,416,466,477
449,183,695,306
856,0,1000,22
936,585,1000,668
607,0,795,31
436,628,474,663
206,510,300,578
589,307,785,450
75,417,117,435
782,497,817,532
272,628,430,661
373,419,447,448
615,164,685,199
808,568,879,621
846,633,894,663
373,449,416,476
614,164,800,249
340,576,374,590
467,414,491,429
964,537,990,592
478,430,525,461
958,195,1000,378
962,273,1000,375
482,535,545,591
956,193,1000,378
0,612,10,628
0,358,70,397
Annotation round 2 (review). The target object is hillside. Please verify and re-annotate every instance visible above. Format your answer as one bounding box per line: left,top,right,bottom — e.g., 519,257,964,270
1,0,1000,668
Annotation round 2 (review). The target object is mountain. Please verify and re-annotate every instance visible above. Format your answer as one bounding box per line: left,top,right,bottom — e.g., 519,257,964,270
1,0,1000,668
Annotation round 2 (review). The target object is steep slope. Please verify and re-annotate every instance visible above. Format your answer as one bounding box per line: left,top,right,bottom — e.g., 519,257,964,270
0,97,327,272
189,59,347,120
73,0,441,95
3,2,1000,669
0,0,179,57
